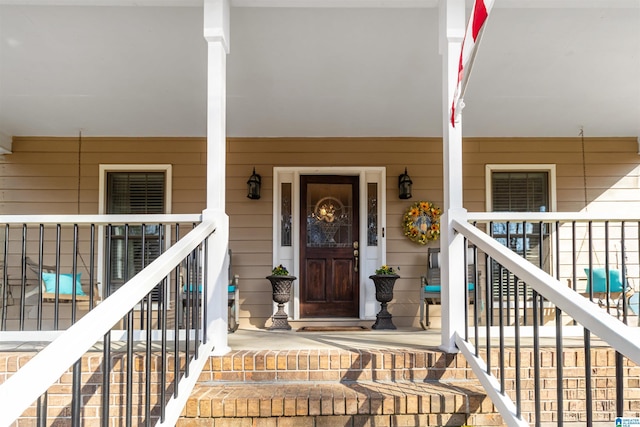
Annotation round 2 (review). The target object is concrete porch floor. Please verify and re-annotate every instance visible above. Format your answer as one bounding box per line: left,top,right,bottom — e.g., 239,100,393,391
226,325,610,352
227,327,443,351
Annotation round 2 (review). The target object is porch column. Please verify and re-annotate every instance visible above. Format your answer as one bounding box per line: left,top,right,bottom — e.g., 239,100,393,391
438,0,467,353
204,0,231,355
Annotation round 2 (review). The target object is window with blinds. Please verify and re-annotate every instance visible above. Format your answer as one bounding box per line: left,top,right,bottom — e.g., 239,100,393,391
491,171,550,300
106,172,166,297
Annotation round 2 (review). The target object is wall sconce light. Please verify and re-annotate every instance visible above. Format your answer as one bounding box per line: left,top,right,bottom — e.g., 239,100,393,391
247,167,262,200
398,167,412,199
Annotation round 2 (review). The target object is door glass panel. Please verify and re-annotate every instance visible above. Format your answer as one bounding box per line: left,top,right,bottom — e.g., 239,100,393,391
281,182,292,247
306,183,353,248
367,183,378,246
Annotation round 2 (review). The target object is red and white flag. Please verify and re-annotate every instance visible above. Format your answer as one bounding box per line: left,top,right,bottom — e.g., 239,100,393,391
450,0,494,127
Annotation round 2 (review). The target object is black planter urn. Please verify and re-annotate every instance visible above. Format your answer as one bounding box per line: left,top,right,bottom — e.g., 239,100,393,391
369,274,399,330
266,275,296,330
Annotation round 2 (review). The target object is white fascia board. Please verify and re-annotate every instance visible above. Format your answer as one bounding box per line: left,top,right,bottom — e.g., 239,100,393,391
0,0,202,5
0,0,636,6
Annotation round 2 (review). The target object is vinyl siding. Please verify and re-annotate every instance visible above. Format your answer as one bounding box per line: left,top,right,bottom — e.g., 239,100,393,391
1,135,638,329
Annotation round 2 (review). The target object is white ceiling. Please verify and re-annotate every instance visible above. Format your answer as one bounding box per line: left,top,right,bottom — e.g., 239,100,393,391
0,0,639,146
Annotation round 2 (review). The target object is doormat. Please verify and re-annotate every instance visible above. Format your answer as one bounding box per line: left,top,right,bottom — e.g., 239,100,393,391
297,326,370,332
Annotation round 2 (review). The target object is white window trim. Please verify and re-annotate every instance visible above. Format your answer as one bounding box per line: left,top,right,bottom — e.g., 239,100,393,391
97,164,173,297
98,164,173,215
273,166,386,321
485,164,557,212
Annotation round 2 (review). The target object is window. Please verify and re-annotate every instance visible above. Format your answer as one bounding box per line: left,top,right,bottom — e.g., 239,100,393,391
100,166,171,298
486,165,555,302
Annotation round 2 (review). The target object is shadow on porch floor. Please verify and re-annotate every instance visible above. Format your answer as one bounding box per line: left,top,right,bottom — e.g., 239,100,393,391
227,327,442,351
226,326,610,352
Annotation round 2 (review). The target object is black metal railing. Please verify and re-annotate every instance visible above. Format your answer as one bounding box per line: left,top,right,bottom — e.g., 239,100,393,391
456,215,640,426
29,244,208,426
0,216,220,426
0,219,199,332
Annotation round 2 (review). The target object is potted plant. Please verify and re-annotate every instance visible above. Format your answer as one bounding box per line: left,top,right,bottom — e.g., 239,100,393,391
369,265,400,330
266,264,296,330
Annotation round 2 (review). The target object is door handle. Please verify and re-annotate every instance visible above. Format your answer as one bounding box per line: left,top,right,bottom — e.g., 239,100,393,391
353,241,359,272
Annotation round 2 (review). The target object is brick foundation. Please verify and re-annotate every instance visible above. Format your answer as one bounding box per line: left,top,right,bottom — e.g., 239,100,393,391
1,347,639,426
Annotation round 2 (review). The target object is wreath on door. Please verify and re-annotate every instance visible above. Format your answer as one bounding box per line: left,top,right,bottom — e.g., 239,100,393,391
402,201,442,245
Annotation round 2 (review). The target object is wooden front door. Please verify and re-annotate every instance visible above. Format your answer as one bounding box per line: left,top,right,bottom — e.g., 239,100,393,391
300,175,359,317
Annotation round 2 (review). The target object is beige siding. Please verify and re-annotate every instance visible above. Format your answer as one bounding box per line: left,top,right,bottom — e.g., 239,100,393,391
228,137,640,329
1,136,639,329
1,136,207,215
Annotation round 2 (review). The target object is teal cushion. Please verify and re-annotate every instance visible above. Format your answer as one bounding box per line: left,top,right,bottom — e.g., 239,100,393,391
584,268,623,293
183,284,237,293
42,272,85,296
183,284,204,293
423,283,474,293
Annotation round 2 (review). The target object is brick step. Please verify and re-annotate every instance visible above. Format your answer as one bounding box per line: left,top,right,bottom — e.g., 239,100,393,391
178,349,505,426
181,380,505,426
200,348,476,382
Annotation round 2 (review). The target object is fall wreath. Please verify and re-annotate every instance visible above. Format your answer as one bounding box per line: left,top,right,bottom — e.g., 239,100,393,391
402,201,442,245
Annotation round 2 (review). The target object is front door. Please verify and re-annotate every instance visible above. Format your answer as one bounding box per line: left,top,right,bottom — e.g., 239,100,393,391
300,175,359,317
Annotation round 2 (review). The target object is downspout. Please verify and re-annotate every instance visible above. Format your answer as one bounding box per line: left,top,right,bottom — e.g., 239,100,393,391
439,0,468,353
204,0,231,355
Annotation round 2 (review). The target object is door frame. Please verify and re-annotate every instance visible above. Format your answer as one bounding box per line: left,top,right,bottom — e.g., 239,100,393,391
273,167,387,320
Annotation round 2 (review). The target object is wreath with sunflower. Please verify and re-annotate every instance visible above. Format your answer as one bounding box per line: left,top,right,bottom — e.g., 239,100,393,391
402,201,442,245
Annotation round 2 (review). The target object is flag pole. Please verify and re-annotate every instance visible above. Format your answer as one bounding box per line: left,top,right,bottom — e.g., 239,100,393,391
450,0,495,127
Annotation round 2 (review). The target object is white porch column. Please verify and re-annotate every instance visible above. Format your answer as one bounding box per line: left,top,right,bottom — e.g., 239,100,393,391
439,0,467,353
204,0,231,355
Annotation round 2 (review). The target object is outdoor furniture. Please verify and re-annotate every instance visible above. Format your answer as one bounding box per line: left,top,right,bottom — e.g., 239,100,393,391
180,249,239,332
419,247,479,330
581,267,635,318
25,257,99,306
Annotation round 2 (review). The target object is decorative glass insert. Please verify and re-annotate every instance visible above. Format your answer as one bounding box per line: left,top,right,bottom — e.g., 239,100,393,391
306,183,352,248
281,183,292,247
367,183,378,246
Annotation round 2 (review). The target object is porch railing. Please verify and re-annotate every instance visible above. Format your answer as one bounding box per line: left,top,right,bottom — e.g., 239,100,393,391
0,214,203,333
0,212,228,426
450,212,640,426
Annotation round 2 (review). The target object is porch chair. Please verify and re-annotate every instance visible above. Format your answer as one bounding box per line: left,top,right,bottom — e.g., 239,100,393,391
179,249,239,332
581,267,635,318
419,247,479,330
25,257,100,306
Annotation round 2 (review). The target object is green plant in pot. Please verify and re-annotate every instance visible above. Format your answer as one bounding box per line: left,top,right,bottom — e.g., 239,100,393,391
266,264,296,330
270,264,291,276
369,265,400,330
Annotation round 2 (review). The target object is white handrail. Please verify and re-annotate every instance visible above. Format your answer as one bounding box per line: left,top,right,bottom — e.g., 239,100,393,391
468,211,640,222
0,219,218,426
453,217,640,366
0,213,202,225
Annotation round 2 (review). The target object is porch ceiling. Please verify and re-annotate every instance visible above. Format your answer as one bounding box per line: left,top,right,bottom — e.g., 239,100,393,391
0,0,638,144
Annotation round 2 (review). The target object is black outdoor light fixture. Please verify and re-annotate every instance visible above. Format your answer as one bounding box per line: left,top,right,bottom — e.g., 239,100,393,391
247,167,262,200
398,167,413,199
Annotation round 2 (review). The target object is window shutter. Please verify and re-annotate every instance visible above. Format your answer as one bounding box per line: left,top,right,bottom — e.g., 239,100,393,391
107,172,165,215
492,172,548,213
